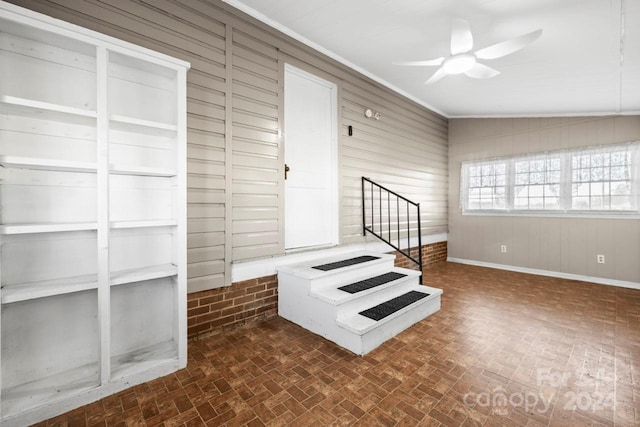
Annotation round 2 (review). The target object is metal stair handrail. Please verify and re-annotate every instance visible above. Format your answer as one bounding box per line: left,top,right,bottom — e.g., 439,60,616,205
361,177,423,284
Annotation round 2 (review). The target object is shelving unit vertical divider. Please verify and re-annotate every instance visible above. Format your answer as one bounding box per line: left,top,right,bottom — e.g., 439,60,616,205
176,69,187,367
0,234,3,410
96,46,111,384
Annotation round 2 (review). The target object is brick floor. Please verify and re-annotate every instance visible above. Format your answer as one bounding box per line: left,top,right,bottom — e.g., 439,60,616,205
37,262,640,426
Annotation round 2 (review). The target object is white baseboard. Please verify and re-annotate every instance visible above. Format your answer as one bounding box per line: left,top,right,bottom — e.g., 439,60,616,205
447,257,640,291
230,233,448,283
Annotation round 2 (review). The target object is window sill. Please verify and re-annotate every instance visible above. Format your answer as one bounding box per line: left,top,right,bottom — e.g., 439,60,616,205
461,210,640,219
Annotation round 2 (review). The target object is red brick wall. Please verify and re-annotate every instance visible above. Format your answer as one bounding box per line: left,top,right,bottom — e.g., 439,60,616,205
186,241,447,338
187,275,278,339
392,241,448,270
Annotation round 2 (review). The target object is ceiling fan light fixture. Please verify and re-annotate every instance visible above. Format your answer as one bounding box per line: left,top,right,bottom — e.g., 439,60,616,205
394,19,542,85
442,54,476,75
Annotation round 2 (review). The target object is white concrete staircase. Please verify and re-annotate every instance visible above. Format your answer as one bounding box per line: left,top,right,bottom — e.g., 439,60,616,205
276,251,442,355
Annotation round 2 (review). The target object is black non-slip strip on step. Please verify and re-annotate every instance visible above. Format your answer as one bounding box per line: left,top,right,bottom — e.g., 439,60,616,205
338,272,407,294
359,290,430,321
312,255,380,271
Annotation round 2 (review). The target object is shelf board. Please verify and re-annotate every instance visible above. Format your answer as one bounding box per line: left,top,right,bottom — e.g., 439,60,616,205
0,95,96,124
0,222,97,235
110,114,177,136
1,274,98,304
0,155,97,173
110,165,176,177
110,219,177,229
0,363,99,418
1,263,176,303
111,264,178,286
0,220,176,234
110,340,178,381
0,156,174,176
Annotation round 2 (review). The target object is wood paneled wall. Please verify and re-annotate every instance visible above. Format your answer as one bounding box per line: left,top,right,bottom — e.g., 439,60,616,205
449,116,640,283
10,0,449,292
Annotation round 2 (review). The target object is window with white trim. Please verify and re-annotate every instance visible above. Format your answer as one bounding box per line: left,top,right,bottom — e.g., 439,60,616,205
461,142,640,216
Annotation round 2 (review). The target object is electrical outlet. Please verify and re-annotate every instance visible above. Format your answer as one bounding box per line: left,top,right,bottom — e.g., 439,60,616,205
597,254,605,264
501,245,507,253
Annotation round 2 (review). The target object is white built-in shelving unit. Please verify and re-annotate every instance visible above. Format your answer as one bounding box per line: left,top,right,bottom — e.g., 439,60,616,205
0,2,189,425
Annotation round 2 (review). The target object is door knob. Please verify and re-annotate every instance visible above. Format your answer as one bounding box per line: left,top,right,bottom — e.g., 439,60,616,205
284,164,290,180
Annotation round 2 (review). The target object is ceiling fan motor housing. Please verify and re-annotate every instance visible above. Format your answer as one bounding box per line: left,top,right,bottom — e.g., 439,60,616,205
442,54,476,75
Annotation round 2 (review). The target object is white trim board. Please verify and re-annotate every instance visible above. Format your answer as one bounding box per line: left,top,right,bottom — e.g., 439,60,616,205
229,233,448,284
447,257,640,291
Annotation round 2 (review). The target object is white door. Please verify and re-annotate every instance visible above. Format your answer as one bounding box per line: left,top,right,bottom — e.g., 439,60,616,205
284,64,338,250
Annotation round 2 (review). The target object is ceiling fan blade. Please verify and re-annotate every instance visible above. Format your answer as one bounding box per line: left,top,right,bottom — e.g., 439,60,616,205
451,19,474,55
475,29,543,60
424,67,447,85
464,63,500,79
392,57,445,67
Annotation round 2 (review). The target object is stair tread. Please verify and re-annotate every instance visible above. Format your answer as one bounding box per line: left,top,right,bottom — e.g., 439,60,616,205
310,267,420,305
277,251,395,280
338,271,407,294
336,284,442,335
312,255,380,271
359,290,429,321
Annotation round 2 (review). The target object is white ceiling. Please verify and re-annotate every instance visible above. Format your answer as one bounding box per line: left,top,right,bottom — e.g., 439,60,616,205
225,0,640,118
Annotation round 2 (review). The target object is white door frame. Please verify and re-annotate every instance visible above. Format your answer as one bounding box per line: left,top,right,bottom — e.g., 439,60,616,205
283,63,339,250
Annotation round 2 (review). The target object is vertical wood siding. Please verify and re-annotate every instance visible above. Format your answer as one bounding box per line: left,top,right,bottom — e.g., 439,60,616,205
11,0,449,292
231,28,280,261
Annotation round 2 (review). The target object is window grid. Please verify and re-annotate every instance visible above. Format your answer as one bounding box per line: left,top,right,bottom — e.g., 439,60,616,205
513,157,562,210
467,162,507,210
571,151,632,211
462,142,639,215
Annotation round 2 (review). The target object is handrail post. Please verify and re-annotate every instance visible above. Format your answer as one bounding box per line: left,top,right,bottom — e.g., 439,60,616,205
406,202,410,254
417,203,422,285
387,192,390,243
361,177,366,236
379,186,382,237
396,197,400,250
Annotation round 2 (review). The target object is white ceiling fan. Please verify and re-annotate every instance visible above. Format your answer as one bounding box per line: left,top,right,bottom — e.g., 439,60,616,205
394,20,542,85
